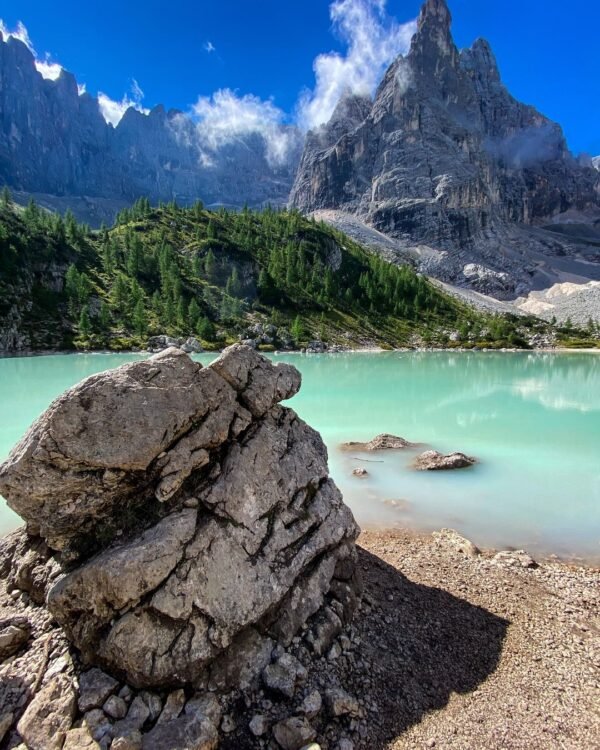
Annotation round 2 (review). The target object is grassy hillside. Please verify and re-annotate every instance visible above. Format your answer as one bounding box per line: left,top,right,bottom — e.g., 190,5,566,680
1,193,594,352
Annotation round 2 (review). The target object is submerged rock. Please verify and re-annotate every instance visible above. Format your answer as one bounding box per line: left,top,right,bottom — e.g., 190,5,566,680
0,345,361,696
341,434,418,451
352,468,369,478
414,450,476,471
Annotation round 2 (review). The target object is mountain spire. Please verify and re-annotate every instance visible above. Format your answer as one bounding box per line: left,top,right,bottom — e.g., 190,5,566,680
408,0,456,71
418,0,452,33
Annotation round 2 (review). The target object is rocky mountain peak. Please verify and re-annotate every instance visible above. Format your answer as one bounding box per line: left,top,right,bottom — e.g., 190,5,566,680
406,0,461,91
290,0,600,300
0,33,302,223
461,38,501,84
411,0,454,62
418,0,452,28
3,33,30,58
52,67,79,98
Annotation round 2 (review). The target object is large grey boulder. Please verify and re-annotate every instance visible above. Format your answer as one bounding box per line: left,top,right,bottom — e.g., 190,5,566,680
0,345,298,555
0,345,361,690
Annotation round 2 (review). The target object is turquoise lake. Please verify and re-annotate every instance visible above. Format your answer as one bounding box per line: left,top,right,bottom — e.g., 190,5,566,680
1,351,599,561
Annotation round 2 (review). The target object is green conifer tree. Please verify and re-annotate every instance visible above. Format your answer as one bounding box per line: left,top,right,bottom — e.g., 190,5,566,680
78,306,91,337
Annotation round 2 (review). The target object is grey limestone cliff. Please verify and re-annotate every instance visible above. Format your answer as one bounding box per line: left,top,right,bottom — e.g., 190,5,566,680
0,33,301,225
290,0,600,298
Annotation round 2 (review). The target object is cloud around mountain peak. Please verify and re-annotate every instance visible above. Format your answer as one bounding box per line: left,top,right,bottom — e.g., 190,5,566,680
297,0,417,130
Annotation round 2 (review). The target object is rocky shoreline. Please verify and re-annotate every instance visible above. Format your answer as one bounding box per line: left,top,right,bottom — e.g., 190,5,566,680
358,529,600,750
1,525,597,749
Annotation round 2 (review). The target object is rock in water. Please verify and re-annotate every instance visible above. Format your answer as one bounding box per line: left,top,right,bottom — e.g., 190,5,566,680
0,345,361,689
413,450,476,471
341,434,418,451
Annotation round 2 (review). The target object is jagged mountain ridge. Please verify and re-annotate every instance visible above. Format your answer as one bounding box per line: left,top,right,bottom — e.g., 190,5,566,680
0,32,302,225
290,0,600,299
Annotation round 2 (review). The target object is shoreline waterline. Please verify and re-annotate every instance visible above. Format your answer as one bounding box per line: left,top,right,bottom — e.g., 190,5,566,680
1,521,599,569
357,524,600,568
1,345,599,360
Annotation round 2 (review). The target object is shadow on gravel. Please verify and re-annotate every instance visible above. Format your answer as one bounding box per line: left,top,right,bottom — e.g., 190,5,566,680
357,547,509,748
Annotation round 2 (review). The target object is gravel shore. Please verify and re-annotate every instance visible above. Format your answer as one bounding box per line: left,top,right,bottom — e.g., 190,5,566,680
356,529,600,750
1,527,597,749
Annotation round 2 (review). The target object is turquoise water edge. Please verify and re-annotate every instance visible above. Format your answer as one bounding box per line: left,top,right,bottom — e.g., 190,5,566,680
1,351,599,561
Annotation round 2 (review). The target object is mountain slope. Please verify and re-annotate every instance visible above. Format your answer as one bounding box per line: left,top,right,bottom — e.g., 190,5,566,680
290,0,600,300
0,194,563,354
0,33,301,225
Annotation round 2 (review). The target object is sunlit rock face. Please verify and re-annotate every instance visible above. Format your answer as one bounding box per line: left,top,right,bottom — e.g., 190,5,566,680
290,0,600,299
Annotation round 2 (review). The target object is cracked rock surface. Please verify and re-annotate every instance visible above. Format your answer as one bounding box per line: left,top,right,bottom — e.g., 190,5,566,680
0,344,362,748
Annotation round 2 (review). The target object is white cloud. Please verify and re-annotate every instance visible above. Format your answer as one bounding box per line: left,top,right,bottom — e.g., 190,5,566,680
97,94,131,127
130,78,144,104
175,0,417,165
204,41,216,53
78,83,87,96
98,79,149,126
35,56,63,80
0,19,34,51
191,89,298,166
297,0,417,130
98,93,149,127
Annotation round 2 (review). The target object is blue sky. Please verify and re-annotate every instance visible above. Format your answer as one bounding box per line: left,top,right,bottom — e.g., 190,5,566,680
2,0,599,154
